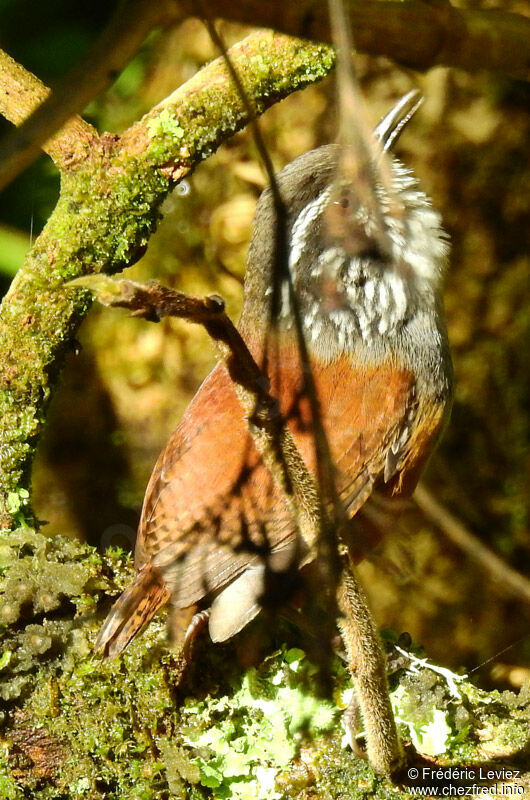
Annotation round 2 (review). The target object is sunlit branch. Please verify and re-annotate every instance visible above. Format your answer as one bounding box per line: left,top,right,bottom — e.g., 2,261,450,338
183,0,530,81
0,0,178,190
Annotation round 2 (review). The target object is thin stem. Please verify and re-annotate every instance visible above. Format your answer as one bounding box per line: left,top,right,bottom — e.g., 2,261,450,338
415,483,530,608
338,556,404,777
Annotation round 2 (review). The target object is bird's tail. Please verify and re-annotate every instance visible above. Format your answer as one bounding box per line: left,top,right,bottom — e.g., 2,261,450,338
94,565,171,658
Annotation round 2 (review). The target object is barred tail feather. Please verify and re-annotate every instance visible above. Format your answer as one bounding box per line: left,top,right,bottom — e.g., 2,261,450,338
94,565,171,658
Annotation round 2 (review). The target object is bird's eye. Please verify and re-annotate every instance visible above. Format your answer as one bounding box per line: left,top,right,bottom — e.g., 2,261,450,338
333,191,351,210
355,273,367,287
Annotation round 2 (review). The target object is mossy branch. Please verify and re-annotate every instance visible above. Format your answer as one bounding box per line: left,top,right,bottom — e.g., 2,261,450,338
0,0,179,190
0,31,336,530
1,1,528,192
2,526,530,798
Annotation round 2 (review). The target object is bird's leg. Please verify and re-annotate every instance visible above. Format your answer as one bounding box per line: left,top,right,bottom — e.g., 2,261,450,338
182,609,211,663
166,604,207,682
337,556,405,778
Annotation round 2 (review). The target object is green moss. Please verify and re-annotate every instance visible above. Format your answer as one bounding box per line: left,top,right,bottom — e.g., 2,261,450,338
0,150,171,525
147,110,185,161
2,528,530,798
0,744,23,800
291,737,411,800
0,34,337,530
46,158,169,279
0,527,128,717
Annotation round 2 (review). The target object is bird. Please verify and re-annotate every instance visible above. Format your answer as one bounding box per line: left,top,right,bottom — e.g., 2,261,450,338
95,91,453,661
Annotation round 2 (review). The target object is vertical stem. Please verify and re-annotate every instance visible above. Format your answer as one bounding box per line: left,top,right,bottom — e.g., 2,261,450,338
338,558,404,776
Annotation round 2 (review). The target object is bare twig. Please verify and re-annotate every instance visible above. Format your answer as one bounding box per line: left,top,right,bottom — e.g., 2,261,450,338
199,14,281,206
69,276,323,554
320,0,403,774
415,483,530,607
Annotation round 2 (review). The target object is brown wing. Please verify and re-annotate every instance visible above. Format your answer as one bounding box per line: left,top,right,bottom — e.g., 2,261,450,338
268,345,447,571
135,361,296,607
137,340,429,610
266,344,418,505
96,341,446,656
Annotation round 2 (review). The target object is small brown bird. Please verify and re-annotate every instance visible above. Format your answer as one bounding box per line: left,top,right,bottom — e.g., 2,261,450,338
95,92,452,659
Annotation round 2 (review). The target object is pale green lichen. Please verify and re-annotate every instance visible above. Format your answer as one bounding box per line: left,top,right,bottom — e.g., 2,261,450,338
147,109,185,161
1,527,530,798
178,647,338,799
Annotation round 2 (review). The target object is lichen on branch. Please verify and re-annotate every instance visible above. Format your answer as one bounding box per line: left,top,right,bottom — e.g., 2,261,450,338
1,525,530,799
122,31,336,179
0,31,336,530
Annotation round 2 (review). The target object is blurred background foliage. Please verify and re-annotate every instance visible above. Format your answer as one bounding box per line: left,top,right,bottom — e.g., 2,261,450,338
0,1,528,689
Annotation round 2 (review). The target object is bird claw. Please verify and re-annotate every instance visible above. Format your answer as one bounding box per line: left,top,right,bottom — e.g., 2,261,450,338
181,609,211,664
342,692,368,758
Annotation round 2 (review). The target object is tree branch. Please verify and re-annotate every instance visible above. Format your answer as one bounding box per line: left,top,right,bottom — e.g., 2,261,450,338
0,0,179,190
0,32,335,530
185,0,530,81
338,562,404,776
119,31,335,178
0,50,96,170
414,483,530,609
1,0,527,193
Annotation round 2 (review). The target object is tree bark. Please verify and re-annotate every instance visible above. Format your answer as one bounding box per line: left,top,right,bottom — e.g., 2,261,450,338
187,0,530,81
0,31,336,529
